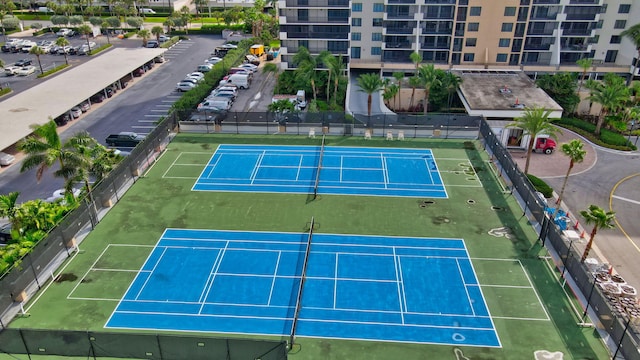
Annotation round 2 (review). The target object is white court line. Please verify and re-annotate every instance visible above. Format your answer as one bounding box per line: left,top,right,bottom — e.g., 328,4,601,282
67,245,113,300
339,155,344,182
381,154,389,189
26,248,80,312
162,151,185,178
249,150,266,185
91,268,142,272
456,258,475,316
333,253,338,309
295,155,302,181
134,247,168,300
198,241,229,314
518,259,550,321
67,296,121,301
164,176,199,180
267,251,282,306
198,248,224,303
392,247,405,324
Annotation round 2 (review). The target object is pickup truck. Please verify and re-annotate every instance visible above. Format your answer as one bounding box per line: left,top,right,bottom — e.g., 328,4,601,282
105,132,145,147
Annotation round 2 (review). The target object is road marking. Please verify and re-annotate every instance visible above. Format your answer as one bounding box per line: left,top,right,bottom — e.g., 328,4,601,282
610,173,640,253
132,125,156,129
144,114,163,117
150,109,167,112
137,120,157,123
612,195,640,205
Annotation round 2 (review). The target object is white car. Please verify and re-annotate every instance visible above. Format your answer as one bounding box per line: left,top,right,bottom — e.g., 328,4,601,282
0,152,15,166
16,66,36,76
205,56,222,65
158,35,170,43
4,65,21,75
238,63,258,73
46,188,82,202
56,28,72,37
186,72,205,82
176,82,196,92
197,64,213,73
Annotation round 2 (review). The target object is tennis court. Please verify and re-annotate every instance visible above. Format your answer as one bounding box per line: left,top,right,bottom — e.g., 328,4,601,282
192,144,447,198
105,227,499,347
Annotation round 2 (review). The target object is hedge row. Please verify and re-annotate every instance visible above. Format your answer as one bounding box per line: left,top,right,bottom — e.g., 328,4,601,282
527,174,553,198
555,118,636,151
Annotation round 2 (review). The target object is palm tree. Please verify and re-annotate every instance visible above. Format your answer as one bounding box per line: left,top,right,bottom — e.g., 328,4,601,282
293,47,318,102
329,55,346,106
552,140,586,218
318,51,336,103
383,84,398,107
588,80,629,136
29,45,46,74
408,76,422,111
137,29,151,47
101,21,111,44
621,23,640,86
0,192,20,225
442,71,462,112
392,71,404,111
163,18,175,34
417,64,441,115
18,120,67,182
77,24,94,52
55,37,70,65
506,107,562,174
576,58,592,94
409,51,422,74
151,25,164,42
580,205,616,262
357,73,384,117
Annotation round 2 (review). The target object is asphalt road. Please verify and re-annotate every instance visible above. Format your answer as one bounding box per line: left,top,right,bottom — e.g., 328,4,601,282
0,34,226,202
543,146,640,290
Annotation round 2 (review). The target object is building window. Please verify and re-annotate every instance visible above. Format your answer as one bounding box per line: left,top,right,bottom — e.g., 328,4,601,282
600,4,607,13
351,32,361,41
351,47,361,59
496,53,508,62
468,22,479,31
298,9,308,21
504,7,516,16
470,6,481,16
352,18,361,26
520,0,530,4
371,47,382,55
373,3,384,12
614,20,627,29
501,23,513,32
595,20,603,29
373,18,383,27
298,40,308,49
610,35,621,44
465,38,477,47
352,3,362,12
499,38,510,47
618,4,630,14
372,32,382,41
605,49,617,62
463,53,475,61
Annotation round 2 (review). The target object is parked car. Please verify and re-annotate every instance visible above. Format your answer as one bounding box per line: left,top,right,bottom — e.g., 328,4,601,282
208,93,235,104
245,54,260,66
16,66,36,76
146,40,159,48
180,77,199,85
20,41,37,53
186,72,205,82
56,28,73,37
90,93,105,103
105,132,146,147
0,152,15,166
78,101,91,112
133,67,146,77
227,67,252,77
198,98,232,111
54,113,71,126
46,188,82,202
57,46,73,55
105,87,114,97
188,109,228,123
154,55,165,63
68,46,80,55
176,82,196,92
15,58,32,66
158,35,170,43
69,106,82,118
1,44,11,52
77,42,96,55
197,64,213,73
0,223,12,245
237,63,258,73
205,56,223,65
4,65,21,75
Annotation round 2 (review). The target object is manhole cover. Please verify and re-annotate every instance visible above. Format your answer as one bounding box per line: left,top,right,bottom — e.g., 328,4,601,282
467,199,476,204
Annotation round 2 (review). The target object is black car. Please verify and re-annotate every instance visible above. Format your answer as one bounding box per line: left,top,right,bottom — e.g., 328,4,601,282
0,223,13,245
15,58,32,66
91,93,105,103
1,44,11,52
54,113,70,126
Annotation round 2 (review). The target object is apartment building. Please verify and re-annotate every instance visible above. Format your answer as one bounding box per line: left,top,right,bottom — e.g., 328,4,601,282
278,0,639,77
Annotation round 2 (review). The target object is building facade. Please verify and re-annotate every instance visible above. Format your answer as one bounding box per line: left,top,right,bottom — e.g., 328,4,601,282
278,0,639,76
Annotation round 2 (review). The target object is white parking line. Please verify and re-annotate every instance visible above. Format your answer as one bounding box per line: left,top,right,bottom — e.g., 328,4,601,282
137,120,157,123
144,114,164,117
132,126,156,129
150,109,168,112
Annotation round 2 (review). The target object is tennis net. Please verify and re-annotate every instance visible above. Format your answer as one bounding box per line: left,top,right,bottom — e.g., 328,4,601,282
289,217,314,347
312,136,325,199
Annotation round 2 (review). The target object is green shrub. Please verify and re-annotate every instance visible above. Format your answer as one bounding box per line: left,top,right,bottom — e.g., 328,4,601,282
555,118,636,151
0,88,11,97
527,174,553,198
37,64,71,78
199,24,244,34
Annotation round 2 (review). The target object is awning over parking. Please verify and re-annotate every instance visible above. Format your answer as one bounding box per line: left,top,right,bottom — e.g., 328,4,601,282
0,47,165,151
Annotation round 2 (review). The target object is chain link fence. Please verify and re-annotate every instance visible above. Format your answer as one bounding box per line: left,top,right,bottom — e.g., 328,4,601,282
480,120,640,360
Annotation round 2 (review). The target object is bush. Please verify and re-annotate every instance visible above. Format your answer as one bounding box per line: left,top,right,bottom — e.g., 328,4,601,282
199,24,244,34
527,174,553,198
0,88,11,97
555,118,636,151
88,43,111,55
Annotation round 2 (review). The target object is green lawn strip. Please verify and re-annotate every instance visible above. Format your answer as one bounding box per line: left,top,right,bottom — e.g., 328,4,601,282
6,135,610,360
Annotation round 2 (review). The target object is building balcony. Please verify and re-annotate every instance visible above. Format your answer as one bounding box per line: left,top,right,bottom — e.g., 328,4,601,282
280,16,348,24
383,12,420,21
284,32,349,39
421,25,453,35
282,0,349,7
560,43,591,52
565,14,597,21
524,43,552,51
383,26,417,35
420,42,450,50
562,28,594,36
383,42,414,50
386,0,416,4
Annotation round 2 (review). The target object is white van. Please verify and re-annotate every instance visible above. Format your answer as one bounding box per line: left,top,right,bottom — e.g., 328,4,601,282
139,8,156,14
219,74,250,89
38,6,53,12
198,98,232,111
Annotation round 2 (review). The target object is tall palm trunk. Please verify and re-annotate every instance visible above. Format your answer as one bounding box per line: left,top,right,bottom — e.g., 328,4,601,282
410,87,416,109
524,137,535,174
552,160,574,218
311,79,317,102
326,69,331,103
580,227,598,262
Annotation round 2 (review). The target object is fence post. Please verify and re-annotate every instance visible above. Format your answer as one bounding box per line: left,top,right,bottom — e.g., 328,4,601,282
613,316,632,359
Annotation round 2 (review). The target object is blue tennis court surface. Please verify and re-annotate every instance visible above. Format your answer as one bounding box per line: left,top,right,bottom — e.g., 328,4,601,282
106,229,499,347
192,145,447,198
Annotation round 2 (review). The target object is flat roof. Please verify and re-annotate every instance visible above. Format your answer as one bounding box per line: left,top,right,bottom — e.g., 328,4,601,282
0,47,165,151
455,70,563,119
